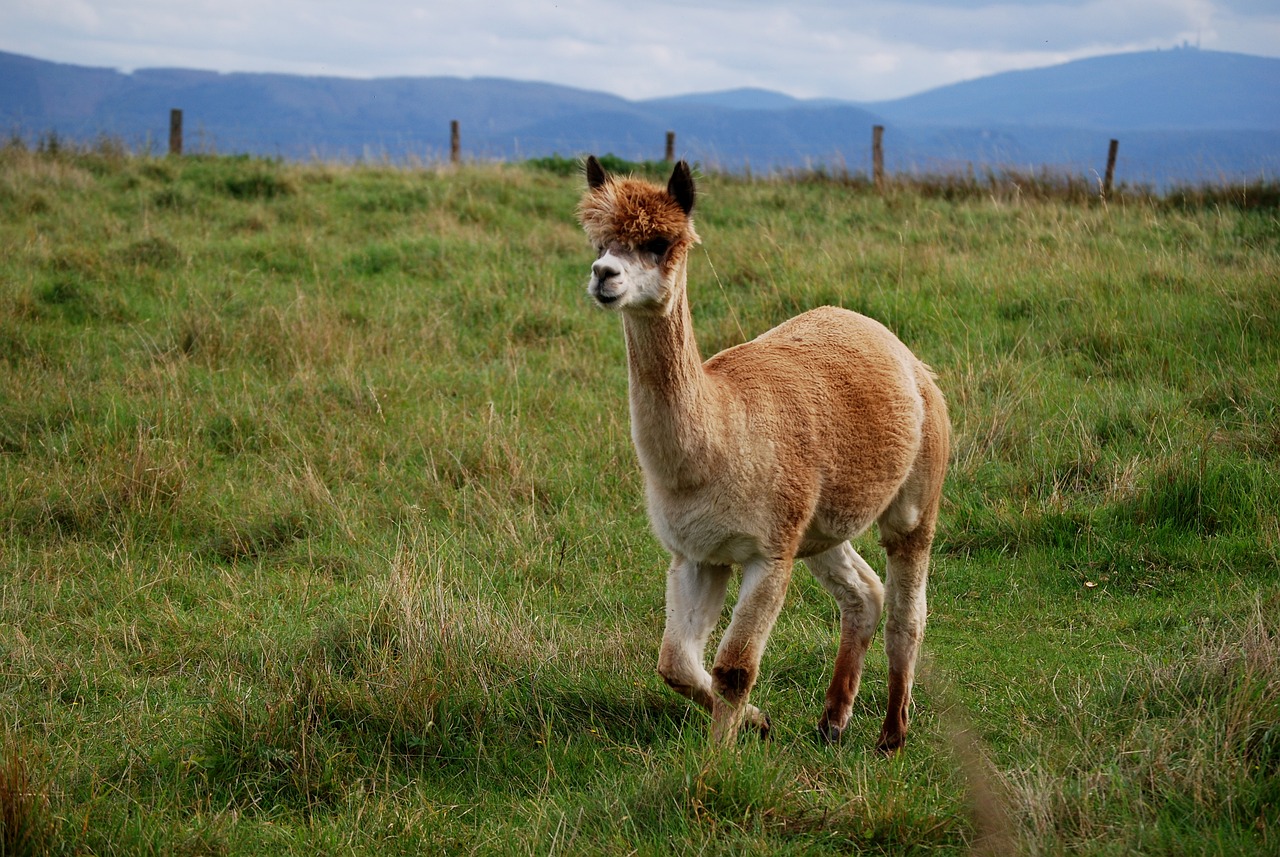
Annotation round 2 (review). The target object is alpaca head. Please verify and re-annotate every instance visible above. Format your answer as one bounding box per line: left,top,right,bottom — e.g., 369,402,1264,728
576,156,700,314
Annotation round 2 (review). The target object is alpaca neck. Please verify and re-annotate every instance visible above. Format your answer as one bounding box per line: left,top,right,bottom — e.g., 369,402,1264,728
622,269,720,488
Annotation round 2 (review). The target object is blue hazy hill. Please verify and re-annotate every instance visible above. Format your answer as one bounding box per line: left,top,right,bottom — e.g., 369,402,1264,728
2,47,1276,184
869,47,1280,131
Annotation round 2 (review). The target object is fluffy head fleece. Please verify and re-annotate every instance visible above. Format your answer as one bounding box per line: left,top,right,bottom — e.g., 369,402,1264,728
576,160,700,253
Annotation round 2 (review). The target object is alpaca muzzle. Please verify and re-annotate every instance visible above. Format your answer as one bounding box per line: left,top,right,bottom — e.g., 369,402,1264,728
591,260,623,305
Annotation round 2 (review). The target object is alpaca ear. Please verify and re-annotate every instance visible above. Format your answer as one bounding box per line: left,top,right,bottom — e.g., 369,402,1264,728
585,155,607,189
668,160,695,215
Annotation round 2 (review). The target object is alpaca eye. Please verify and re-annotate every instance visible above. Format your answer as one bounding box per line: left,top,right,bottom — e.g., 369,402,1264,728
643,238,671,256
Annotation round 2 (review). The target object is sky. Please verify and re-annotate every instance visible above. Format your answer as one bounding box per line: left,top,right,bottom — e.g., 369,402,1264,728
3,1,1279,102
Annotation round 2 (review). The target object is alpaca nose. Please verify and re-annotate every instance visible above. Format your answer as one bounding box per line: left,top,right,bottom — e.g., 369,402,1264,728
592,259,620,282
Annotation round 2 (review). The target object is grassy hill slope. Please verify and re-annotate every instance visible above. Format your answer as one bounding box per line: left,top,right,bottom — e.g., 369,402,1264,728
1,143,1277,854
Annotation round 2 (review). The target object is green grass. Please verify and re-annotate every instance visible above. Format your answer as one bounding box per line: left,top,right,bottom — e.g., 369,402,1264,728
1,138,1277,854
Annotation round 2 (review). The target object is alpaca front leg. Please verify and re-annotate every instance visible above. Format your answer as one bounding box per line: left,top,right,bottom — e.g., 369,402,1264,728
709,556,793,744
657,558,731,714
805,543,885,743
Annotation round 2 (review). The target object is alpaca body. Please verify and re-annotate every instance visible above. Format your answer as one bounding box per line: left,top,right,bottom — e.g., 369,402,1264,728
636,306,925,567
577,157,949,749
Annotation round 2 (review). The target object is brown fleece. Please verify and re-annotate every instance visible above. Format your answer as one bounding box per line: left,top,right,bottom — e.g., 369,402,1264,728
575,158,950,749
577,173,700,252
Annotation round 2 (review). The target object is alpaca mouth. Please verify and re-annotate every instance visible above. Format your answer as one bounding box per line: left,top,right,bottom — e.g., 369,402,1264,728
592,281,622,305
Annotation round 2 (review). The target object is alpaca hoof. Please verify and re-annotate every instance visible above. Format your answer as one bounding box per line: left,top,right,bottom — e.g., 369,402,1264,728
815,721,844,745
875,730,906,755
739,703,771,740
740,710,771,741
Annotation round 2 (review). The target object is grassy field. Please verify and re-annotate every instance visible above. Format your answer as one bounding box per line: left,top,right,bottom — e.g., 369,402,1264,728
1,139,1278,855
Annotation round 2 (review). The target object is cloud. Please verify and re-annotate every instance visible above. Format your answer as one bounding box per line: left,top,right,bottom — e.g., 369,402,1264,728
858,1,1206,52
1,0,1277,101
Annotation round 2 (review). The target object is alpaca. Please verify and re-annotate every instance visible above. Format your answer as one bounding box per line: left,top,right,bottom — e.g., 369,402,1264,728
576,157,949,750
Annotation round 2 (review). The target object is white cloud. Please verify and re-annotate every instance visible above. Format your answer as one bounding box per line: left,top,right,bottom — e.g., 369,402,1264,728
1,0,1276,101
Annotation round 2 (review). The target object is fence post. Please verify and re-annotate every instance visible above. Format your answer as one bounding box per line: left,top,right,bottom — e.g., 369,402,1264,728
169,109,183,156
1102,138,1119,198
872,125,885,191
665,131,676,162
450,120,460,164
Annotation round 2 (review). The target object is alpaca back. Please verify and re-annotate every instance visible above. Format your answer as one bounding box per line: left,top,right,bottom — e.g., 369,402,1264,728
701,306,928,550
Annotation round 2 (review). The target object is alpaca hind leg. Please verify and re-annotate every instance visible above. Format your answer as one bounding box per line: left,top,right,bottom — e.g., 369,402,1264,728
877,369,948,752
806,542,885,743
709,556,793,743
657,558,731,714
876,526,932,753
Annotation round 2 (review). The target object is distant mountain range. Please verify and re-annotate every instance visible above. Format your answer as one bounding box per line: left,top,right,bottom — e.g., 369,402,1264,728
3,47,1278,186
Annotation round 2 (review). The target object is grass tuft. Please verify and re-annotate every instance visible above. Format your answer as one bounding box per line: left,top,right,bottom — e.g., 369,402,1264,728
0,740,54,857
1010,601,1280,851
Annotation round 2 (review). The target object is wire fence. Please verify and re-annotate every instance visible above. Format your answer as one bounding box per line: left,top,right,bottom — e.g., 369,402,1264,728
13,111,1280,196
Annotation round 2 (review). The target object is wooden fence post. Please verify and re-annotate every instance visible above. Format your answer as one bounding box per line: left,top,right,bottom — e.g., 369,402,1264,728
872,125,885,191
169,109,183,156
1102,138,1119,198
450,120,460,164
665,131,676,162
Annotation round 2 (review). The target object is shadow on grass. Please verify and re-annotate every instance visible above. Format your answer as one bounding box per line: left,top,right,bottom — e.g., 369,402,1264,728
193,610,694,815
